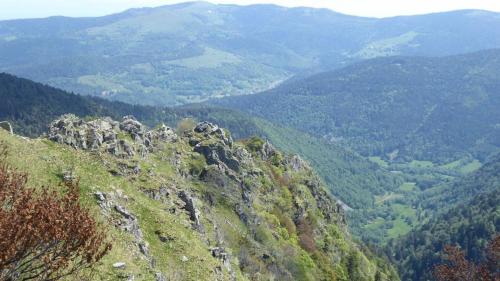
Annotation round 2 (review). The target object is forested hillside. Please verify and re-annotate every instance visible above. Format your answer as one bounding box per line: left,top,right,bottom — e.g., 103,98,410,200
386,154,500,281
0,72,402,231
214,49,500,162
2,3,500,105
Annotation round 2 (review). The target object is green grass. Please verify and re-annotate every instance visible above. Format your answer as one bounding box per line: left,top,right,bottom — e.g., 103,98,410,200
364,217,385,231
409,160,434,168
164,47,241,69
0,132,223,280
368,156,389,168
392,204,416,218
356,31,419,59
386,204,417,239
440,158,481,174
459,159,481,173
399,182,416,192
441,159,462,169
387,218,413,239
374,192,402,205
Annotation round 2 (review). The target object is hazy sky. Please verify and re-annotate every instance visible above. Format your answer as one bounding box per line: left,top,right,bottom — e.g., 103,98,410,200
2,0,500,20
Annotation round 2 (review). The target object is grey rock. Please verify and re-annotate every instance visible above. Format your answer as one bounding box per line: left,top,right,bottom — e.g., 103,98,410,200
194,121,212,133
194,121,232,146
112,262,126,269
0,121,13,135
261,140,277,160
178,191,202,231
146,124,178,145
287,155,307,172
194,143,240,172
94,191,106,202
120,115,144,135
139,242,150,256
115,205,134,220
143,185,170,202
155,272,166,281
62,170,75,183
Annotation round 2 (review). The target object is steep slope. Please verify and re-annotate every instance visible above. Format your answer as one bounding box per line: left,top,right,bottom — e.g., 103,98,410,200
2,3,500,105
0,72,402,211
0,116,398,280
386,154,500,281
0,72,257,138
214,49,500,162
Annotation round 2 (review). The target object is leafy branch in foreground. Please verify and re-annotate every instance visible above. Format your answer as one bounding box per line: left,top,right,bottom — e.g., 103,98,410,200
434,235,499,281
0,144,111,281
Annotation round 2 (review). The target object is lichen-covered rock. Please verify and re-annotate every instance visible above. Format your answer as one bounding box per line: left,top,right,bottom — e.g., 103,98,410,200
286,154,308,172
178,190,203,232
260,140,277,160
48,114,177,158
194,121,232,146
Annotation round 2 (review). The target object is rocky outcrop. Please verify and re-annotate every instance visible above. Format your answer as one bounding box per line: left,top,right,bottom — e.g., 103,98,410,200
286,155,307,172
178,190,203,232
194,122,232,146
260,140,277,160
94,191,148,257
36,115,388,280
189,122,253,177
0,121,13,135
48,114,177,158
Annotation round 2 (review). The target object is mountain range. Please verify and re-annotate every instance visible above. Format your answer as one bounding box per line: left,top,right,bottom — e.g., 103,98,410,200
2,2,500,105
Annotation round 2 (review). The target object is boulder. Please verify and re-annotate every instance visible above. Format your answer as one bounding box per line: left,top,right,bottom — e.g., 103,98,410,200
287,155,307,172
113,262,126,269
194,121,232,146
194,142,240,172
178,191,202,231
260,141,277,160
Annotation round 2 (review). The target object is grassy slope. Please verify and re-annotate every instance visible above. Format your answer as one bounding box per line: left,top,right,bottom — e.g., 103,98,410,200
0,123,399,280
0,72,405,246
0,130,225,280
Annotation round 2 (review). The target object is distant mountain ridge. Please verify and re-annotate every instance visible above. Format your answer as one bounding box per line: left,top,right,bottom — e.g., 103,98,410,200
2,2,500,105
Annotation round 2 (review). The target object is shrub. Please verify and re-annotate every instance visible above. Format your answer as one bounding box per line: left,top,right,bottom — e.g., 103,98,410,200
296,217,316,253
176,118,197,135
434,235,499,281
245,136,265,153
0,145,111,281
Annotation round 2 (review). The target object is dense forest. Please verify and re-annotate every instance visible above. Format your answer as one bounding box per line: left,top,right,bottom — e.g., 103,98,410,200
385,154,500,280
213,49,500,162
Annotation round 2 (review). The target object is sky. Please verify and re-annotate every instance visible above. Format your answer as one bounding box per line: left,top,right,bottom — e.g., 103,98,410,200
2,0,500,20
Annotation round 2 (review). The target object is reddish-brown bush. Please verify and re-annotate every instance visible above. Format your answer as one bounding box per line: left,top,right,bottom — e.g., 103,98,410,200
0,144,111,281
434,235,499,281
296,217,316,253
